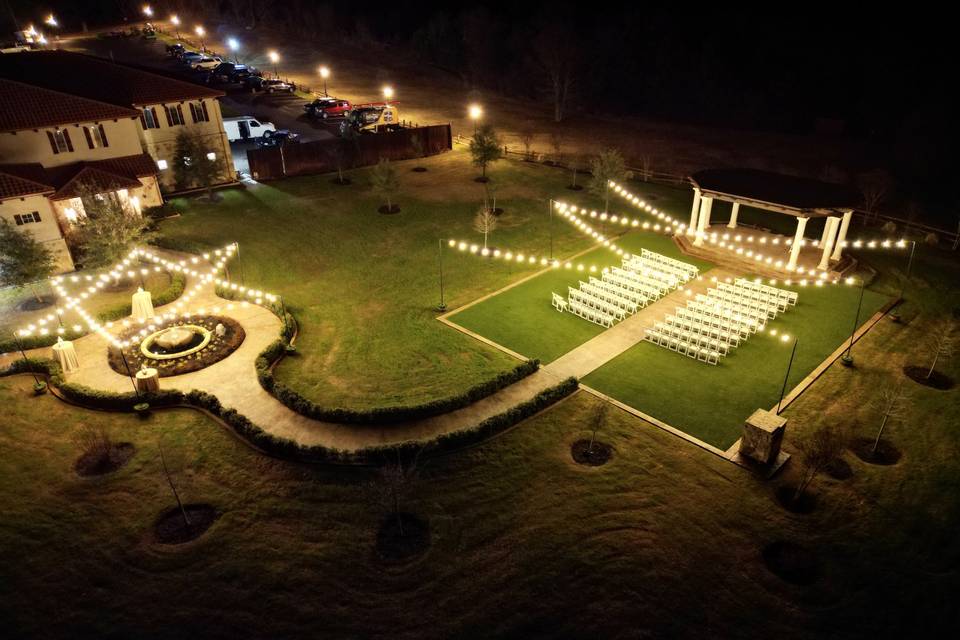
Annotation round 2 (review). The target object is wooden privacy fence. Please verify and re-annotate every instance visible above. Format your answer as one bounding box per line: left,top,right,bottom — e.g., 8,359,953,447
247,124,452,181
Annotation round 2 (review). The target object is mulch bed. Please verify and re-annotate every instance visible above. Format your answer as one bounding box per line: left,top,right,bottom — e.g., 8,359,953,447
375,513,430,562
17,296,55,311
903,366,955,390
74,443,135,477
378,205,401,215
412,167,428,172
331,177,352,186
566,184,584,191
825,457,854,481
107,315,244,378
762,541,820,585
571,439,614,466
489,207,504,216
473,176,490,183
850,437,902,466
154,504,218,545
775,486,816,514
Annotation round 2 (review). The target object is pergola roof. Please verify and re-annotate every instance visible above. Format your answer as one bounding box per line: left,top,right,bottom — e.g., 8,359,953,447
689,168,860,218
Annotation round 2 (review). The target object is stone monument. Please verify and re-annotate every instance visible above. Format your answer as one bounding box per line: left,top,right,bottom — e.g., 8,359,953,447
739,409,786,466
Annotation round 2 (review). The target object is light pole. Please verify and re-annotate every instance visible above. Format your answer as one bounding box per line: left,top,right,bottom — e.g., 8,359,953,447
841,277,866,366
776,335,798,415
382,85,394,102
170,15,180,40
195,26,206,52
142,5,153,23
12,331,43,389
899,239,917,300
268,50,280,78
227,37,240,64
437,239,447,312
319,65,330,96
468,103,483,134
117,343,141,398
548,199,554,260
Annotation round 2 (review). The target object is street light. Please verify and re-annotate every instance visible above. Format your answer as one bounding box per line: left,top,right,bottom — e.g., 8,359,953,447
142,5,153,19
45,14,58,28
468,103,483,133
437,239,447,312
318,65,330,96
227,37,240,63
170,14,180,40
382,85,394,101
841,276,866,366
195,25,206,52
776,334,798,415
268,50,280,78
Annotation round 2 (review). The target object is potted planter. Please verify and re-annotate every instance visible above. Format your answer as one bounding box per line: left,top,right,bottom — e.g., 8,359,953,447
133,402,151,418
32,380,48,395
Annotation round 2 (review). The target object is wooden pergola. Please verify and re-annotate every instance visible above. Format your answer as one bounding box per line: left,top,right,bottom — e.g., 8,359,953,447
687,169,861,271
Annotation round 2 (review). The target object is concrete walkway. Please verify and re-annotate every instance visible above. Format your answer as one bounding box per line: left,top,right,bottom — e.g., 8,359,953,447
8,248,722,451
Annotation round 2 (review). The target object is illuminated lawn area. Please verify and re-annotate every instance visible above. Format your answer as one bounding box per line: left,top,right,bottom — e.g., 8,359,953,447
449,231,713,363
583,284,891,449
157,151,597,409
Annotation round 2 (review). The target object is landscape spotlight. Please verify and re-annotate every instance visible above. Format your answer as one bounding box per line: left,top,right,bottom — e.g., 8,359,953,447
382,85,394,100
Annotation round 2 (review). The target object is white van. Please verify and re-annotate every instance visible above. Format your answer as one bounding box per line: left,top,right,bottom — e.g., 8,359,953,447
223,116,277,142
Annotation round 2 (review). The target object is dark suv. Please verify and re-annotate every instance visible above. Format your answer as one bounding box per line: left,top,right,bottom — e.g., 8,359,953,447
208,62,256,84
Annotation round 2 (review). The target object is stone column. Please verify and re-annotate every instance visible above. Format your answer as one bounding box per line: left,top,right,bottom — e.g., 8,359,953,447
831,210,853,261
818,216,840,270
787,216,809,270
728,202,740,229
689,188,701,236
693,196,712,247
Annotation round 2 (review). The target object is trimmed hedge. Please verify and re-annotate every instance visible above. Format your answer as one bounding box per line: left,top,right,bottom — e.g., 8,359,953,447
0,272,186,354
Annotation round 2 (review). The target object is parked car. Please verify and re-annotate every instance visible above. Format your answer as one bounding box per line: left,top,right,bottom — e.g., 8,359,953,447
207,62,256,84
142,25,156,40
222,116,277,142
166,43,185,57
179,52,205,66
304,97,351,119
191,55,223,70
257,129,300,148
246,77,295,94
1,42,30,54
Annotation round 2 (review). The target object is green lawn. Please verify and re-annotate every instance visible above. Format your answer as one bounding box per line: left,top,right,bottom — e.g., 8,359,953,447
157,151,598,409
449,230,713,363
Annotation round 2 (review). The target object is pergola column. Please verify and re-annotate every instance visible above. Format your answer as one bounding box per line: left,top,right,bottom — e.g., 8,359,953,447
818,216,840,270
831,210,853,261
693,196,712,246
688,188,701,236
787,216,809,271
727,202,740,229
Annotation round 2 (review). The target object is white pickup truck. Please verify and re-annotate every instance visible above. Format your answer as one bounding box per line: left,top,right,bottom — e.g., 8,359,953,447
222,116,277,142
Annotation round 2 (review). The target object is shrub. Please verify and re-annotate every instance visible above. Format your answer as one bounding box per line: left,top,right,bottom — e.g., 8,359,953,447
924,232,939,246
882,221,897,234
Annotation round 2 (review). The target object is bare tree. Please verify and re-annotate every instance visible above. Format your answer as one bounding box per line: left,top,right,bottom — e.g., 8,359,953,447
73,424,112,470
530,20,579,123
857,170,894,221
370,158,400,212
638,155,654,182
924,320,957,379
793,423,848,502
588,149,627,213
518,129,535,160
870,382,910,455
159,442,190,530
473,208,498,249
587,402,608,455
549,132,564,165
366,448,421,537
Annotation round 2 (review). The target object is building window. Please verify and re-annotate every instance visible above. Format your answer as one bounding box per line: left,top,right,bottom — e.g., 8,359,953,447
83,124,110,149
156,159,168,170
13,211,42,225
46,129,73,154
140,107,160,130
164,104,186,127
189,101,210,123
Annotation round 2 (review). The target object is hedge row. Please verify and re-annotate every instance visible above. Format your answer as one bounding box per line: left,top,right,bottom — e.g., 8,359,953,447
256,338,540,424
0,272,186,355
2,357,579,465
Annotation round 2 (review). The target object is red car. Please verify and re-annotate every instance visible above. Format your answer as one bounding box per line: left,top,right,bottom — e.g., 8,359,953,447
304,97,351,119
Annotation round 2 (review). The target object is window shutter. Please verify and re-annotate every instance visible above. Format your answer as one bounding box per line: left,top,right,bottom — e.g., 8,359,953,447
189,103,198,123
98,124,109,147
47,131,59,154
176,105,184,124
63,129,74,152
201,101,209,121
33,211,41,222
83,126,94,149
140,113,147,129
164,106,173,126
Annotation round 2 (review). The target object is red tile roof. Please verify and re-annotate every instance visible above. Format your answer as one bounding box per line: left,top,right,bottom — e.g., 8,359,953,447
0,153,158,201
0,50,224,109
0,77,141,132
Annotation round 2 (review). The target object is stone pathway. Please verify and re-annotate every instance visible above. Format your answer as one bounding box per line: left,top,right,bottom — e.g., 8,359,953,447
8,248,728,452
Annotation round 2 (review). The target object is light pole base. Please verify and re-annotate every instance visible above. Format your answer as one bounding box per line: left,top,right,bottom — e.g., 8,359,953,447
841,354,854,367
436,303,447,312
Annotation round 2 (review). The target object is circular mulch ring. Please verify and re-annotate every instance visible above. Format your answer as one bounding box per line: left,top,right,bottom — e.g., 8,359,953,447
489,207,504,216
850,437,901,466
331,177,352,186
154,504,218,545
74,443,135,477
17,295,55,311
762,541,819,586
825,457,854,481
571,439,614,466
775,486,816,514
903,365,954,391
412,167,428,172
566,184,584,191
107,315,245,378
375,513,430,562
645,194,660,201
378,204,401,215
473,176,490,183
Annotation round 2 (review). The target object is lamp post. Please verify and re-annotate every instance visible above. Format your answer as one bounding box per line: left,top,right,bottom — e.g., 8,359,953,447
195,26,206,52
142,5,153,22
227,37,240,63
548,199,554,260
468,103,483,134
437,238,447,312
318,65,330,96
268,50,280,78
899,239,917,300
234,242,245,286
11,331,42,388
841,277,866,366
382,85,394,102
117,343,141,398
776,335,798,415
170,14,180,40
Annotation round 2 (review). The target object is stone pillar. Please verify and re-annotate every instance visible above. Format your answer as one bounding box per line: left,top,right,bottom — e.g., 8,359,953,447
739,409,787,465
831,210,853,261
693,196,712,247
702,197,713,228
689,188,701,236
818,216,840,270
787,216,808,270
728,202,740,229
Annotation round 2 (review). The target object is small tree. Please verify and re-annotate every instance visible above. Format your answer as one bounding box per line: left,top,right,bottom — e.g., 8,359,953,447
473,208,498,249
924,320,957,380
549,132,564,164
72,182,155,268
73,424,113,471
172,131,222,199
793,423,848,502
588,149,627,213
587,402,608,455
870,382,910,455
469,123,502,180
638,155,653,182
370,158,400,212
518,129,534,160
326,139,350,184
857,170,894,221
366,448,421,537
0,218,57,303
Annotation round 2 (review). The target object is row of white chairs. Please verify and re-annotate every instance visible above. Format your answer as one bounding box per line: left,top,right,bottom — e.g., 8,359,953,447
644,329,721,365
640,248,699,279
736,278,798,306
589,276,651,307
686,299,762,333
695,293,770,326
706,288,781,319
653,321,730,356
568,287,627,322
663,314,742,348
675,307,753,341
577,281,640,315
568,297,614,327
717,282,789,313
611,267,670,297
625,256,688,285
